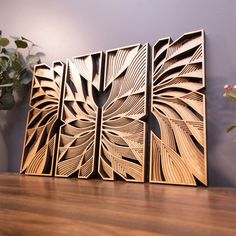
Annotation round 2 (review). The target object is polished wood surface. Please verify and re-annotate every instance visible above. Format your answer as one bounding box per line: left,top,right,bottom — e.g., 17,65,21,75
0,173,235,236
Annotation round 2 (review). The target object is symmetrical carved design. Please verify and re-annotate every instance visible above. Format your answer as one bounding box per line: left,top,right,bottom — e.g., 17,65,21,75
20,62,65,176
21,30,207,185
150,30,207,186
55,53,103,178
98,44,148,182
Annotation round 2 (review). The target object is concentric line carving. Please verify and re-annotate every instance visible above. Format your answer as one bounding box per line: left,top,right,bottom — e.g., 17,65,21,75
20,30,207,185
55,52,103,178
20,62,65,175
150,30,207,186
98,44,148,182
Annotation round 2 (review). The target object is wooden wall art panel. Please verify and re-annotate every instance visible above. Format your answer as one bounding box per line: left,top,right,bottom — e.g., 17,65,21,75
150,30,207,186
20,29,207,186
20,62,65,176
55,52,104,178
98,44,148,182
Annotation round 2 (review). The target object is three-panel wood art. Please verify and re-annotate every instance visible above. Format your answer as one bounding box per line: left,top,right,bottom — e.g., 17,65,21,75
20,30,207,186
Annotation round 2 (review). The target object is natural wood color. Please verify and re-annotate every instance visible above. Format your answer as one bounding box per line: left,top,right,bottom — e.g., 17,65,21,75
20,30,208,185
150,30,207,186
55,52,104,178
20,62,65,176
99,44,148,182
0,173,236,236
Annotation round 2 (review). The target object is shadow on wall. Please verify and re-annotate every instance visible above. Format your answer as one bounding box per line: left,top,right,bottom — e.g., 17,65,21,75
207,76,236,187
0,113,8,172
0,87,30,173
206,34,236,187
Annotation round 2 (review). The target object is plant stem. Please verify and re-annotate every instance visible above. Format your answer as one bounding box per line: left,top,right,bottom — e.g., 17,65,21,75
0,83,14,88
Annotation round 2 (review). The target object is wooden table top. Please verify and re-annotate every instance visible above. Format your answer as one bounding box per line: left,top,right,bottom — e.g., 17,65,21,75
0,173,235,236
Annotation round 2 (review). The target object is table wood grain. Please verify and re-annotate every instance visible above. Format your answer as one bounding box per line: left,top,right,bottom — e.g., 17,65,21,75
0,173,235,236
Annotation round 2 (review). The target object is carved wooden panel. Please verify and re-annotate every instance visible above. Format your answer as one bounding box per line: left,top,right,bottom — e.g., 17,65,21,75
20,62,65,176
55,52,103,178
20,29,208,185
98,44,148,182
150,30,207,186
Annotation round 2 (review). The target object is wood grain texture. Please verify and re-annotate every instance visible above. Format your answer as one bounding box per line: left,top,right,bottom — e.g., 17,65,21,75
150,30,207,186
99,44,148,182
20,62,65,176
55,53,104,178
0,173,236,236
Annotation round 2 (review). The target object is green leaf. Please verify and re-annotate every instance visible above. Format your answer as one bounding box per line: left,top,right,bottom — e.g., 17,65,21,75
0,71,11,83
21,37,39,47
20,69,33,85
2,50,26,75
227,125,236,133
10,36,20,40
11,77,21,89
3,48,17,55
225,93,236,99
16,51,26,65
0,92,15,110
21,36,33,43
0,38,10,47
15,40,28,48
35,52,45,57
0,53,10,60
26,54,40,65
0,55,10,71
12,55,23,72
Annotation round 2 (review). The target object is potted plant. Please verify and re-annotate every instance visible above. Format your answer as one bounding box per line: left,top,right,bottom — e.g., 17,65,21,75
0,31,43,110
224,84,236,133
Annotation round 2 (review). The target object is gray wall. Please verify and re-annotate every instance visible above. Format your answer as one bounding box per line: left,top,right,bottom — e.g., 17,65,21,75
1,0,236,186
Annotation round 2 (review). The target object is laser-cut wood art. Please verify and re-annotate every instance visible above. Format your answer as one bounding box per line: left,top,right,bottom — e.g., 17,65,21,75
55,52,104,178
20,29,208,186
98,44,148,182
150,30,207,186
20,62,65,176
